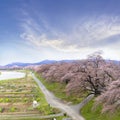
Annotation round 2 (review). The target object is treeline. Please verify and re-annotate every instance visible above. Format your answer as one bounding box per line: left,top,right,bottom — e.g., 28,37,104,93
33,52,120,113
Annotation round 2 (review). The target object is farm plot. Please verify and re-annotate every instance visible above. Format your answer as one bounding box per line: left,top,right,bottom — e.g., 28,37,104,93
0,74,60,115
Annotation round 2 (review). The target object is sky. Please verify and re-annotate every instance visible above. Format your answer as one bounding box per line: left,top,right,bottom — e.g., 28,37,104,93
1,0,120,65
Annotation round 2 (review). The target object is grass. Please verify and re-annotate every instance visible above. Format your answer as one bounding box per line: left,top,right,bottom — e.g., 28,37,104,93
23,71,120,120
0,70,68,120
81,98,120,120
2,116,68,120
35,73,83,104
0,71,66,119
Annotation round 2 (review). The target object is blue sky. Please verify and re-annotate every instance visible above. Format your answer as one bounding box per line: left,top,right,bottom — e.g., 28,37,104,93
1,0,120,65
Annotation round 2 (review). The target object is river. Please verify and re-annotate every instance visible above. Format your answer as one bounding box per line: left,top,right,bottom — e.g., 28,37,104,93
0,71,25,80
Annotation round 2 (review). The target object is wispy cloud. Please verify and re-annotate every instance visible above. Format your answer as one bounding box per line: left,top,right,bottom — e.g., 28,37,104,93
20,13,120,53
21,34,79,52
20,11,80,52
72,16,120,47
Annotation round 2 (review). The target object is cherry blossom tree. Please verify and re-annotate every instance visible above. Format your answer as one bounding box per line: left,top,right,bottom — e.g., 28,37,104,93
74,52,120,96
95,79,120,113
34,52,120,97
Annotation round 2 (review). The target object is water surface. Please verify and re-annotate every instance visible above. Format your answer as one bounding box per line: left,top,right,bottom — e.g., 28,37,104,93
0,71,25,80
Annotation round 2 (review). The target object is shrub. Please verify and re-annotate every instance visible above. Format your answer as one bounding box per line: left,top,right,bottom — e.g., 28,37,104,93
0,107,4,113
9,107,17,112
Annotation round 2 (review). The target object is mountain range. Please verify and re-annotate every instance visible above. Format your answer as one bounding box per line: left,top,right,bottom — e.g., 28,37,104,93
0,60,75,69
0,59,119,69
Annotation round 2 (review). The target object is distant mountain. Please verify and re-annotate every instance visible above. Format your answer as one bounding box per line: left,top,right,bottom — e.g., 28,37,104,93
33,60,57,65
106,60,120,65
1,59,119,69
5,60,57,67
112,60,120,65
4,59,76,68
5,62,31,67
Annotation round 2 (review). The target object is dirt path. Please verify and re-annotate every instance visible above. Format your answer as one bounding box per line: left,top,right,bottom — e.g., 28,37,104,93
32,73,85,120
0,113,64,119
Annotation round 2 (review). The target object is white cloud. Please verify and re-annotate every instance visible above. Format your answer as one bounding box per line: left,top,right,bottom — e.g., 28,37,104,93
71,16,120,47
20,14,120,60
21,32,79,52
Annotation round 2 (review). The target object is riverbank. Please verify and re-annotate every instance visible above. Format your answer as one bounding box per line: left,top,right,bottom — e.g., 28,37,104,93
0,71,25,80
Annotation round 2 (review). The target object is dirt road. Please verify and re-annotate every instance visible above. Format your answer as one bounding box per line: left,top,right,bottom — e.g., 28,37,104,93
32,73,85,120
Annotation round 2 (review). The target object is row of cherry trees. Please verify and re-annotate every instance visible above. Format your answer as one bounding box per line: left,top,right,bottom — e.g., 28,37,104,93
32,52,120,113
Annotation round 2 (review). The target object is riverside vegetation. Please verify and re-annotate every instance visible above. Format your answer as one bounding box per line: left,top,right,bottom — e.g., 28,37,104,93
0,71,67,120
32,52,120,120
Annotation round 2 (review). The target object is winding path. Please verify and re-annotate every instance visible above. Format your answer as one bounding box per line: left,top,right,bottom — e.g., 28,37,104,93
32,73,85,120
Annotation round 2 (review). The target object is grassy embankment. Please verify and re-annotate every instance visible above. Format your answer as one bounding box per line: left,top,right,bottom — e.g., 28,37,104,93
81,98,120,120
0,71,67,120
35,73,120,120
35,73,85,104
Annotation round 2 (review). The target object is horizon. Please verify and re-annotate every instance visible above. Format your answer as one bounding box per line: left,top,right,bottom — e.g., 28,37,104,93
1,0,120,65
1,58,120,66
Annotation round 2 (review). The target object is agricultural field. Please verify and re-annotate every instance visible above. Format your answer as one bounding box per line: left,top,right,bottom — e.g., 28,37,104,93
0,72,65,120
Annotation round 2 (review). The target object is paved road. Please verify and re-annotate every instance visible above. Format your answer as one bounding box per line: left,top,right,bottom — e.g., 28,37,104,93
32,73,85,120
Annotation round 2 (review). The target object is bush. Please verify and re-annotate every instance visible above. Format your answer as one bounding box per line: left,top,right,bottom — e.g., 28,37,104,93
0,107,4,113
9,107,17,112
0,98,3,102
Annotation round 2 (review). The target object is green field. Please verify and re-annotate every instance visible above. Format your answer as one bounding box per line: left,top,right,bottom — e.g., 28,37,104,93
35,73,120,120
81,98,120,120
0,71,67,120
35,73,84,104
